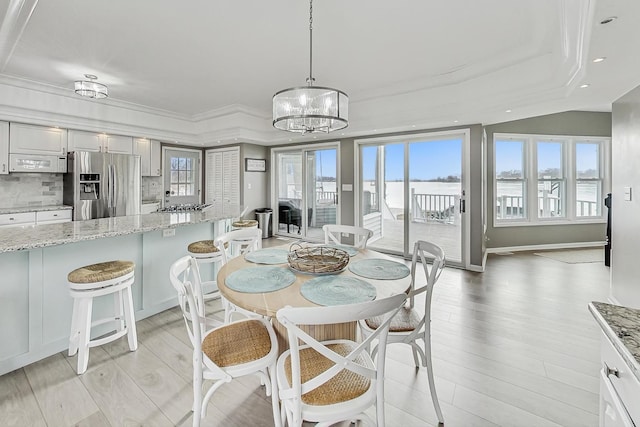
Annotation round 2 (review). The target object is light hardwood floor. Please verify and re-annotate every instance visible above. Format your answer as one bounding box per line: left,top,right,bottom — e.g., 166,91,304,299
0,244,610,426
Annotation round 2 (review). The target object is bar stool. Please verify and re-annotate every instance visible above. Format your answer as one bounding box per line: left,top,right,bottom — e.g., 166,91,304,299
187,240,225,301
231,219,258,229
68,260,138,374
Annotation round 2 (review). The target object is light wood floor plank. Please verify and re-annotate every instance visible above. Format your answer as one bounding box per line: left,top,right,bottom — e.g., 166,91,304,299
23,352,99,427
0,368,46,427
67,346,174,427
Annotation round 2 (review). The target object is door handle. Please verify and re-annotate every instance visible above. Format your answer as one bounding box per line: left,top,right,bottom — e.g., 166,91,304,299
460,199,466,213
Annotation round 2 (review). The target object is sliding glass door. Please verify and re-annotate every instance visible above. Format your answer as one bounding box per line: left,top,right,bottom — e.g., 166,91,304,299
274,144,339,241
358,132,466,265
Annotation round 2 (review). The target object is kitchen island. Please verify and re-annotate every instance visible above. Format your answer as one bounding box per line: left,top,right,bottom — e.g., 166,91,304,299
0,205,242,375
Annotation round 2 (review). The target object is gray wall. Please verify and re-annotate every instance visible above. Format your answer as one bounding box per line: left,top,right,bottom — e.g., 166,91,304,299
484,111,611,249
611,87,640,308
240,143,270,218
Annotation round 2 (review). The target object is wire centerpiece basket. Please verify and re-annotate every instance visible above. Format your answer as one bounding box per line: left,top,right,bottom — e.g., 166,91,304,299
288,243,350,275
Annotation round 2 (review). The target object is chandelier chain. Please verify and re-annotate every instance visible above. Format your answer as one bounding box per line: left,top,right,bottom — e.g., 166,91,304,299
308,0,315,86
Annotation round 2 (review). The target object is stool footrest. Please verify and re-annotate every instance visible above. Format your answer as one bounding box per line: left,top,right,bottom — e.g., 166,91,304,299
89,328,129,348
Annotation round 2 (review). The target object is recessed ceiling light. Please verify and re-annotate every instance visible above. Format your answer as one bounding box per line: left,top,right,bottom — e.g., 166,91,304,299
412,125,416,128
592,57,606,63
453,120,459,123
580,84,590,88
600,16,617,25
217,140,221,143
505,109,512,113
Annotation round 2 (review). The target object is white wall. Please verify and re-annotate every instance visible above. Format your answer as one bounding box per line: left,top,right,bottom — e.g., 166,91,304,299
610,86,640,308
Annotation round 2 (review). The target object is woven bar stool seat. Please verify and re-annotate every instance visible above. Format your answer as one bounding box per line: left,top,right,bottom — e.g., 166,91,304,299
187,240,228,307
232,219,258,229
68,260,138,374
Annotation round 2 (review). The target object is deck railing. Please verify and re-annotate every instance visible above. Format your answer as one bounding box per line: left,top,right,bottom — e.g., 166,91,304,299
411,189,459,224
496,195,600,219
316,190,338,204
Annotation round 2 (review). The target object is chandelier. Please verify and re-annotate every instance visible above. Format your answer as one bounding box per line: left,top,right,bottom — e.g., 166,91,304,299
74,74,108,99
272,0,348,134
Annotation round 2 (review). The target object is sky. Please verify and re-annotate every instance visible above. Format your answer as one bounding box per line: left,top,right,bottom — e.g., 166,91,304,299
362,138,463,181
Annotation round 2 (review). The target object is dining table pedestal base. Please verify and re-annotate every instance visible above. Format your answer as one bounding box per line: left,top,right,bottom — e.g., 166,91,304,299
272,318,357,355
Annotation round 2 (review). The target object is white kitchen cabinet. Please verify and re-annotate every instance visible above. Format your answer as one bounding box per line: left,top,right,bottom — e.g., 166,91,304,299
0,212,36,228
9,123,67,155
150,140,161,176
0,121,8,175
68,130,132,154
133,138,161,176
36,209,72,224
105,134,133,154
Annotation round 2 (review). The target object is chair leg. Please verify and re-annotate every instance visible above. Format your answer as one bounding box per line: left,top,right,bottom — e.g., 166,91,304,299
76,297,93,375
269,365,282,427
192,357,203,427
424,335,444,425
68,297,80,357
113,289,124,333
123,285,138,351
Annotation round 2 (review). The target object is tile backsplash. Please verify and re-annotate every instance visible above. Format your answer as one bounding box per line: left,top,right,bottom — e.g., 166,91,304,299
142,176,162,202
0,173,63,209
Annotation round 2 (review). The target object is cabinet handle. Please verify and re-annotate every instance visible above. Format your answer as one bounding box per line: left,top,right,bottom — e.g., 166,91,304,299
9,217,15,221
604,362,620,378
2,163,5,172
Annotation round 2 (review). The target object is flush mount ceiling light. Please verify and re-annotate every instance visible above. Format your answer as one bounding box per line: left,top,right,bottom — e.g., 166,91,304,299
74,74,108,99
272,0,348,134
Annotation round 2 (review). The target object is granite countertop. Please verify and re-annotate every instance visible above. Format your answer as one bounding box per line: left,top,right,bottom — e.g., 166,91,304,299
589,301,640,383
0,205,73,215
0,204,242,253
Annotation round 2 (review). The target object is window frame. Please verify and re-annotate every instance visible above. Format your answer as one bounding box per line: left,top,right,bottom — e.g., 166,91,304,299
493,133,610,227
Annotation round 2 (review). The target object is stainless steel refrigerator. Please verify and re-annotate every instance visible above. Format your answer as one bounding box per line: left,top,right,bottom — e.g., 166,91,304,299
64,151,141,220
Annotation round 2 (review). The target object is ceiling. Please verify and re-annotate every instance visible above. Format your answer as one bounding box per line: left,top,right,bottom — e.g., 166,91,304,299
0,0,638,146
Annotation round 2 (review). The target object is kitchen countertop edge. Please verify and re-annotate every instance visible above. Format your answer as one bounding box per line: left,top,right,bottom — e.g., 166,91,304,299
0,205,73,215
0,208,241,253
589,301,640,383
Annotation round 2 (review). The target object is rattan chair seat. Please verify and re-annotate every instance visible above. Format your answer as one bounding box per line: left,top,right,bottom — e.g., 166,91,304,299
365,306,420,332
68,260,134,284
284,343,370,406
232,219,258,228
202,319,272,367
187,240,225,254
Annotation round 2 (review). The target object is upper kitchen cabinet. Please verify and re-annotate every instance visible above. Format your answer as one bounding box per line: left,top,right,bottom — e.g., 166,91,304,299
105,134,133,154
133,138,161,176
9,123,67,155
68,130,132,154
0,121,8,174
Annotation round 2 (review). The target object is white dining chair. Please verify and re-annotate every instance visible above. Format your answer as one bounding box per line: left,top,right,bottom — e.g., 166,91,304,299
359,240,446,425
322,224,373,249
276,293,407,427
214,228,264,322
169,256,281,427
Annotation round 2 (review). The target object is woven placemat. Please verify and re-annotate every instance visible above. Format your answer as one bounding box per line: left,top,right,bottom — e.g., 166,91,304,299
324,244,359,257
301,276,376,306
226,266,296,293
245,248,289,265
348,258,410,280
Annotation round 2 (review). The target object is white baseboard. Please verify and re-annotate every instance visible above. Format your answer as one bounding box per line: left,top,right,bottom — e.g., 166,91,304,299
486,241,605,254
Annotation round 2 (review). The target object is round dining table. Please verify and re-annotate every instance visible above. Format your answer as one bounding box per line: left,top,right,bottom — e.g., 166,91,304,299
216,243,411,352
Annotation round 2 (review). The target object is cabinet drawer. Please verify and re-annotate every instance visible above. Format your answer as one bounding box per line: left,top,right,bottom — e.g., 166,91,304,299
0,212,36,227
36,210,72,223
601,334,640,424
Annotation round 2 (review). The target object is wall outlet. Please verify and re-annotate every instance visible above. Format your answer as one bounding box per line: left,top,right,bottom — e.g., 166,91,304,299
162,228,175,238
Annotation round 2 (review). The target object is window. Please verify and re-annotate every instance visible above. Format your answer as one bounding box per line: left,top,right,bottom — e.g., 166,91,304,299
170,156,195,196
494,134,609,226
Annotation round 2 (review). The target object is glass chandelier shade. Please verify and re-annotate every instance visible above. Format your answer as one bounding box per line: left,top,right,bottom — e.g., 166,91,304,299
74,75,108,99
273,86,348,133
272,0,348,134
